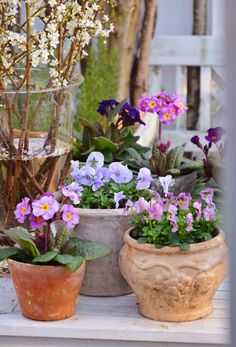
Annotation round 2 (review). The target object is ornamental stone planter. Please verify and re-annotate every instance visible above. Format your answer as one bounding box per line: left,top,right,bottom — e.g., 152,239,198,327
151,171,197,195
73,208,132,296
8,259,86,321
119,227,228,322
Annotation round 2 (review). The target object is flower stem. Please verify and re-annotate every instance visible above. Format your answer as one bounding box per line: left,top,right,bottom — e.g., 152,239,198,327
158,120,162,142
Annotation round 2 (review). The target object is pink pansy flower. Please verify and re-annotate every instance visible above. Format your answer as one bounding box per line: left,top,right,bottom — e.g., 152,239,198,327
32,195,59,220
203,207,216,221
200,188,214,205
186,213,193,232
134,197,149,213
177,192,192,210
14,197,31,223
148,203,163,221
193,200,202,221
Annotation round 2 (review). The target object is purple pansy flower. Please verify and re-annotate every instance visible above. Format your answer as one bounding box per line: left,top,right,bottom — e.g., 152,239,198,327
32,195,59,221
148,203,163,221
118,102,145,127
205,127,225,143
200,188,214,205
177,192,191,210
109,162,133,184
29,214,45,230
159,107,176,125
114,191,126,209
134,197,149,213
191,135,201,147
169,214,178,233
97,99,119,117
136,167,152,190
186,213,193,232
203,207,216,221
86,152,104,169
193,200,202,221
14,197,31,223
62,204,80,229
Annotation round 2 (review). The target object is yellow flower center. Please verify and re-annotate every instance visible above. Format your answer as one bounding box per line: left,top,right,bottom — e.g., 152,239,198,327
66,212,72,220
36,217,42,223
149,101,156,108
179,102,183,109
211,135,217,140
164,113,171,120
21,206,27,215
41,204,49,211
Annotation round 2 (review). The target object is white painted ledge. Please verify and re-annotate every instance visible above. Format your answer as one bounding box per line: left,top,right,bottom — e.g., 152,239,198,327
0,277,230,347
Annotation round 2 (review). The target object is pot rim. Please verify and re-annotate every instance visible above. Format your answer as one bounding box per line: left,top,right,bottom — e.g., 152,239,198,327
8,258,86,271
75,207,131,217
124,226,225,254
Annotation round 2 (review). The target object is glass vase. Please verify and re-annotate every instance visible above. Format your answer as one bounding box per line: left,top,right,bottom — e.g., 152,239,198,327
0,69,83,230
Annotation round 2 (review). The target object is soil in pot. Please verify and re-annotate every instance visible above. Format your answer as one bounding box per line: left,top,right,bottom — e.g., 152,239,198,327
119,227,228,322
8,259,86,321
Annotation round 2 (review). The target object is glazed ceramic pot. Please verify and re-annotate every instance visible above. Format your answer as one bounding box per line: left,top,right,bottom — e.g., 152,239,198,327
73,208,132,296
8,259,86,321
151,171,197,195
119,227,228,322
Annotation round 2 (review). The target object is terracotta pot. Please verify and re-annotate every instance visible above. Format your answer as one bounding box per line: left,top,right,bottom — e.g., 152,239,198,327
151,171,197,195
73,208,132,296
119,227,228,322
8,259,86,321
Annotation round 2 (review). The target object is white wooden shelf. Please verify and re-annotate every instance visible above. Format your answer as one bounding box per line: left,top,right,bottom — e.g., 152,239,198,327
0,277,230,347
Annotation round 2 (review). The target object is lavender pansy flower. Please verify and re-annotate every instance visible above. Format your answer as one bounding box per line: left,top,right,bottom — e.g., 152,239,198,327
148,203,163,221
136,167,152,190
32,195,59,220
14,197,31,223
123,199,133,216
70,160,80,181
86,151,104,169
200,188,214,205
205,127,225,143
169,214,178,233
159,175,175,197
186,213,193,232
78,165,96,186
61,182,83,205
62,204,80,229
109,162,133,184
114,191,126,209
203,207,216,221
134,197,149,213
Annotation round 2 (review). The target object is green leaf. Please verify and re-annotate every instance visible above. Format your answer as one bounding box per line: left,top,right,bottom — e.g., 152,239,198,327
150,147,166,175
54,227,70,252
137,237,147,244
66,238,112,261
32,251,58,264
179,243,190,251
166,168,181,176
55,254,74,265
103,149,113,163
166,144,186,170
80,118,100,135
180,158,204,173
4,227,40,258
0,247,20,261
66,256,84,272
93,136,119,152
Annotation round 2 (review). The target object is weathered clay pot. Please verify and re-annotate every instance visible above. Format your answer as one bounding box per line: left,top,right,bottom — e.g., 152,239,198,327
8,259,86,321
119,227,228,322
151,171,197,195
74,208,132,296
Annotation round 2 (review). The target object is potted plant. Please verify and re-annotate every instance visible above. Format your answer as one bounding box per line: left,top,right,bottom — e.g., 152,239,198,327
119,177,228,322
62,151,153,296
0,1,113,230
126,91,203,194
73,99,150,163
0,192,111,321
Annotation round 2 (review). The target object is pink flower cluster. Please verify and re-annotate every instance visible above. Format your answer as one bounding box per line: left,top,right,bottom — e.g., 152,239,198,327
14,192,80,231
138,91,188,125
131,187,216,234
